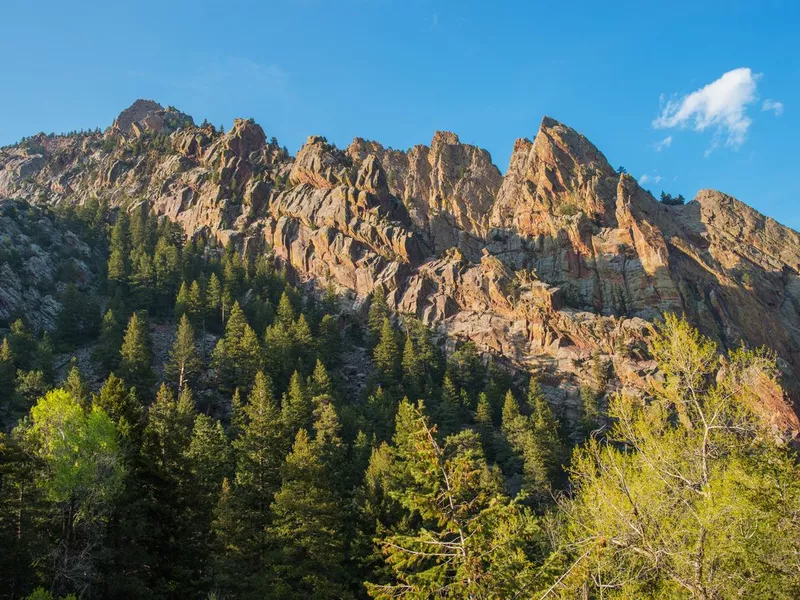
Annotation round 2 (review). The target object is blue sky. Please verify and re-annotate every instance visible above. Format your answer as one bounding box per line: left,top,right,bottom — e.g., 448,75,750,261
2,0,798,228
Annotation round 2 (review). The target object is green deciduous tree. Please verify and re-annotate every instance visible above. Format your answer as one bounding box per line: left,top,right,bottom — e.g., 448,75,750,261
556,314,800,598
23,389,124,596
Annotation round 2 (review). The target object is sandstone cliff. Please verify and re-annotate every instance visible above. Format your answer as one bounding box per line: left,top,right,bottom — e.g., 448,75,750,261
2,100,798,435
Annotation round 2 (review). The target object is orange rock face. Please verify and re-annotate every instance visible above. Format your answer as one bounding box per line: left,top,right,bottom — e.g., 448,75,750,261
2,99,798,433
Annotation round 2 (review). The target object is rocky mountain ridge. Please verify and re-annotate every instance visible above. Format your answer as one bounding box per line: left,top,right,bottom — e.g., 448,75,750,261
2,99,799,434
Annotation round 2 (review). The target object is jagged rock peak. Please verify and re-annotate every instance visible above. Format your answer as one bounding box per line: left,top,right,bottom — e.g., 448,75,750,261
110,99,194,138
431,130,460,149
225,118,267,157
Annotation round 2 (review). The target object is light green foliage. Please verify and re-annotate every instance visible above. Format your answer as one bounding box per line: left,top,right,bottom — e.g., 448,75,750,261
557,314,800,598
23,389,124,594
27,389,123,509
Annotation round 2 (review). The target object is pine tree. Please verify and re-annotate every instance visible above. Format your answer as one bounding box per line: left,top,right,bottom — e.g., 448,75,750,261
167,314,201,390
0,338,17,415
373,317,401,386
96,308,124,374
475,392,495,460
264,320,294,387
212,372,287,596
365,386,396,443
93,373,143,443
119,311,153,395
367,287,389,346
309,359,332,399
175,281,191,318
276,290,295,327
401,333,423,398
290,314,314,372
317,314,340,367
436,374,461,438
268,429,352,599
282,370,313,438
188,279,203,323
527,376,564,483
211,302,263,393
63,361,90,409
205,272,222,328
185,413,232,587
237,375,285,530
370,406,540,598
107,212,130,285
138,384,197,594
7,320,36,371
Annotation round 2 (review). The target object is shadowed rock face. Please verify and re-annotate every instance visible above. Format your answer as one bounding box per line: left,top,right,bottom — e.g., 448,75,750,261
2,99,798,434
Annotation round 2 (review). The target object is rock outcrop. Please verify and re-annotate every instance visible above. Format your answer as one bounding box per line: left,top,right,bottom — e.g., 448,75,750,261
2,99,798,433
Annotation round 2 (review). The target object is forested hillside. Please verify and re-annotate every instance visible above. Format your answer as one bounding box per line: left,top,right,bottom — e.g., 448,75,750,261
1,198,800,599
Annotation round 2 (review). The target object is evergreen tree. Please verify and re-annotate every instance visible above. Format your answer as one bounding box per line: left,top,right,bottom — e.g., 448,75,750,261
138,384,197,594
166,314,201,390
211,302,263,393
282,370,313,438
107,212,130,286
174,281,191,318
215,371,286,595
63,362,90,409
205,272,222,328
317,314,340,367
268,428,353,599
264,320,294,387
373,317,401,386
7,320,36,371
92,373,143,444
276,290,295,327
436,374,461,438
475,392,495,460
290,314,315,372
95,309,124,374
119,312,153,395
185,414,232,588
0,338,17,418
370,405,541,598
309,359,333,399
401,333,423,398
367,287,389,346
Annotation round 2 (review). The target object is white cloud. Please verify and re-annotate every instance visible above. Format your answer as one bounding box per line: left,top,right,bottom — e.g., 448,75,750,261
653,135,672,151
640,174,650,184
762,99,784,116
653,67,761,151
654,175,663,184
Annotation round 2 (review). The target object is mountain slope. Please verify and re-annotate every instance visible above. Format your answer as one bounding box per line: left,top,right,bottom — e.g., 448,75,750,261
2,99,798,432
